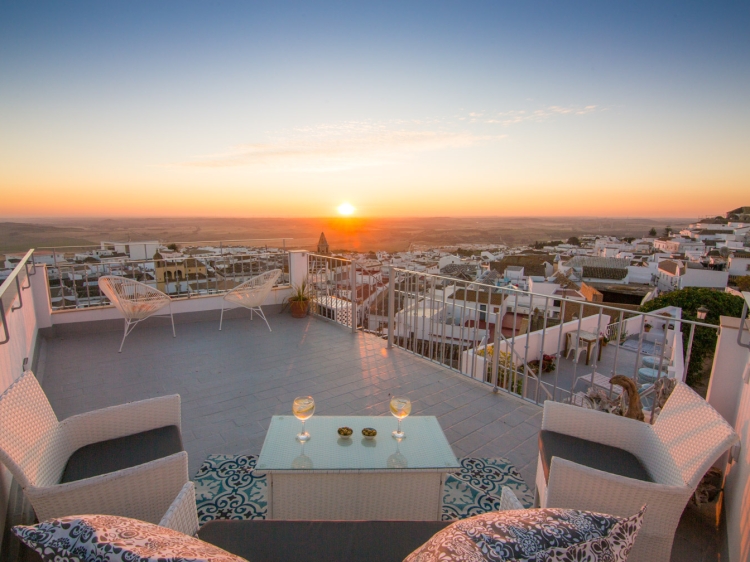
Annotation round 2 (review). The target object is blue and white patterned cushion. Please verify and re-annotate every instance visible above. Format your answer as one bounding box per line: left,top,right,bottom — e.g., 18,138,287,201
404,506,646,562
442,457,533,520
195,454,267,523
13,515,247,562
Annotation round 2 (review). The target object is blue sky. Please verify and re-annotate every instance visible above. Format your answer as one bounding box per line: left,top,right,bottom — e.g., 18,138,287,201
1,1,749,217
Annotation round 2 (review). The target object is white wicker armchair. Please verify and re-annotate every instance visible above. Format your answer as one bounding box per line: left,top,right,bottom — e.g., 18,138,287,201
0,371,189,524
535,380,738,562
220,269,282,332
159,481,200,536
98,275,175,352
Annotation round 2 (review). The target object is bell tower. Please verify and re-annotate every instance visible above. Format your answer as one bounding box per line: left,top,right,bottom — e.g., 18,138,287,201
317,232,330,255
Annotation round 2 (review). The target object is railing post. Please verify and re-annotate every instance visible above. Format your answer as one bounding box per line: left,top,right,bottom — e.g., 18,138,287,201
350,261,357,333
491,308,501,392
683,323,696,379
387,266,395,349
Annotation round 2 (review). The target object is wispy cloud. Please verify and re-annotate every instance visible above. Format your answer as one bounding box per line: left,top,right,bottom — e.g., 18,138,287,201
174,105,600,171
176,121,500,171
485,105,601,126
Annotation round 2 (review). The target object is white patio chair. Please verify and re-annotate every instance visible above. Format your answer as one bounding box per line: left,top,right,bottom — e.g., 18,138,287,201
535,380,738,562
219,269,282,332
564,332,588,363
99,275,175,353
0,371,189,524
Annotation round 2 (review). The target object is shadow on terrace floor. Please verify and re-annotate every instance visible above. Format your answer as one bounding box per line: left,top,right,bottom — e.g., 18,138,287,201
36,306,542,485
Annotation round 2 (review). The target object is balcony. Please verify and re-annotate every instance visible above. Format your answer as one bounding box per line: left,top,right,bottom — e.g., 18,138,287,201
1,247,747,561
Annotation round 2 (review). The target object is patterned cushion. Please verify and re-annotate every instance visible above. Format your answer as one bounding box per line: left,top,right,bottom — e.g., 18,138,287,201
13,515,247,562
404,506,645,562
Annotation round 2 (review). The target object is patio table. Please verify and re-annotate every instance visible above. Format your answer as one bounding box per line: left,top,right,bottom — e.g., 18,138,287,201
575,371,623,396
256,415,460,521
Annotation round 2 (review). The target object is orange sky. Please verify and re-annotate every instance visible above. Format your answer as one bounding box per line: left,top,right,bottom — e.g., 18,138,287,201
2,3,749,219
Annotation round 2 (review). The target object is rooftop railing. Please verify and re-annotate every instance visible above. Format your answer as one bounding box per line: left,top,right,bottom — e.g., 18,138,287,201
294,258,721,412
29,242,293,311
13,244,724,413
380,268,719,413
0,249,40,386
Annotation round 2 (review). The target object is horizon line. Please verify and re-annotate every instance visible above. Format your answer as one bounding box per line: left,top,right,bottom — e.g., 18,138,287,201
0,214,706,222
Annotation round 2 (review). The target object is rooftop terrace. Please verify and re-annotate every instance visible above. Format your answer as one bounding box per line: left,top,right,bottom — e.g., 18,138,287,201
35,308,722,561
2,248,744,561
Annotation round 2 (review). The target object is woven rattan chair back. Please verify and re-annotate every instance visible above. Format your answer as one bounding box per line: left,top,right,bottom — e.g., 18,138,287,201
653,381,738,489
0,371,63,488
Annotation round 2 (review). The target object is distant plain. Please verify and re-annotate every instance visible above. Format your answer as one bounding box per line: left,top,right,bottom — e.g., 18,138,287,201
0,216,690,255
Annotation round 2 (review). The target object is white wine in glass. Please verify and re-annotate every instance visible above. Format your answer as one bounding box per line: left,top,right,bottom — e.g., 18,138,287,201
293,396,315,442
390,396,411,439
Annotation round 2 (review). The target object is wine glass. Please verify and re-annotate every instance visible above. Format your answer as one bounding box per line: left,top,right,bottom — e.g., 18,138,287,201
293,396,315,442
390,396,411,439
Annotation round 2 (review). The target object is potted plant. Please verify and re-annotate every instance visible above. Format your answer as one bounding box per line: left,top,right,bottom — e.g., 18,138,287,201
644,322,652,333
285,279,312,318
600,332,610,347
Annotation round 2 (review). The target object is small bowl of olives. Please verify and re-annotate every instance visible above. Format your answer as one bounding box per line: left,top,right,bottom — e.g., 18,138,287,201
361,427,377,440
337,426,353,439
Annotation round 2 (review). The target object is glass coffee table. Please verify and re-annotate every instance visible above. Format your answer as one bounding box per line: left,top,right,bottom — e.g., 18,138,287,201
257,415,460,520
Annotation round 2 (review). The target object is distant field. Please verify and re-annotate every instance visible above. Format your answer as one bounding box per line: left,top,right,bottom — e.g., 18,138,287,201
0,216,691,254
0,222,98,253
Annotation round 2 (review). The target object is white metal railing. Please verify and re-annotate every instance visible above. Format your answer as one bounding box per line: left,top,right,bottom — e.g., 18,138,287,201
43,251,289,310
0,249,40,387
384,268,720,408
306,254,361,332
26,244,727,409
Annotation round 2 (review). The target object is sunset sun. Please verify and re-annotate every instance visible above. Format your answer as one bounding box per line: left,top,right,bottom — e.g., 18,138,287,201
337,202,355,216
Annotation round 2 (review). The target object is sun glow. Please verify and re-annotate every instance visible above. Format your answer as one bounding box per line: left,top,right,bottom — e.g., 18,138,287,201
337,202,356,216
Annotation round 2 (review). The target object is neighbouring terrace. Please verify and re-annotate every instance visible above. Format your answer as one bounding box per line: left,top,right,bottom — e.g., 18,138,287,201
1,246,747,561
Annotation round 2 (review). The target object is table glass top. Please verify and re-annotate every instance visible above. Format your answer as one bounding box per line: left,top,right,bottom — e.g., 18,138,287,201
256,416,460,471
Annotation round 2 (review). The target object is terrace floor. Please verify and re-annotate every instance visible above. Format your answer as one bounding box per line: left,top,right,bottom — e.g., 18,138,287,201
35,308,721,561
37,307,542,485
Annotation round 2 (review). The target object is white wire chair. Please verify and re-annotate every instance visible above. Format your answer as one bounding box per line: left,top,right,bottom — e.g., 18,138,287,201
99,275,175,352
220,269,282,332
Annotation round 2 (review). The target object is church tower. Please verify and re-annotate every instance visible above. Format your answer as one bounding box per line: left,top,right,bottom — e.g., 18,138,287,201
317,232,330,255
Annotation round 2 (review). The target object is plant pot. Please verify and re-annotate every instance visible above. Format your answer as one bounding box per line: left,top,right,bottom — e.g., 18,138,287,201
644,326,652,333
290,300,309,318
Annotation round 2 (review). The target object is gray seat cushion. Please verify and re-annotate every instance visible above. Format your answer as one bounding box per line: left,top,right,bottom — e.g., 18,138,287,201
198,520,451,562
60,425,183,483
538,430,652,484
